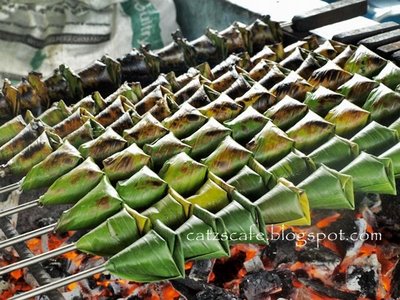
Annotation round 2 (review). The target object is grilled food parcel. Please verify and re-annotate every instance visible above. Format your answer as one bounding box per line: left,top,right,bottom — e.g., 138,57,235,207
0,31,400,283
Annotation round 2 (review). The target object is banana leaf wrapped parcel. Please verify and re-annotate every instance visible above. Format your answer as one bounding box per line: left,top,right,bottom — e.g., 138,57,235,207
0,115,26,147
344,45,387,77
337,73,379,106
64,119,105,148
373,61,400,89
304,86,344,116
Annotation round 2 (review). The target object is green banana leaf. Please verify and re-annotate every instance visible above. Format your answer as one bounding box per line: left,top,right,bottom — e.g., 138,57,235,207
182,117,231,158
298,165,354,209
341,152,396,195
76,206,144,256
110,109,140,135
39,157,104,205
258,64,287,90
143,132,191,168
270,71,313,101
374,61,400,89
64,119,105,148
0,115,26,147
123,113,168,147
105,82,141,104
363,83,400,124
264,95,308,130
141,191,190,229
162,102,208,138
79,127,127,162
211,67,240,92
226,165,268,200
304,86,344,117
201,136,252,178
135,85,173,115
116,166,168,210
254,178,311,226
177,205,230,260
332,45,355,68
22,140,82,191
187,84,220,108
144,94,178,122
4,131,54,176
198,93,243,122
344,45,387,77
248,158,277,188
337,73,379,106
53,107,93,138
103,143,151,182
225,106,269,142
380,143,400,178
248,59,274,81
105,220,185,282
95,96,132,127
308,60,352,90
71,95,97,115
389,117,400,135
186,178,230,213
325,99,370,138
55,176,123,232
38,100,71,126
350,121,399,155
216,190,268,244
309,135,359,170
235,82,276,113
0,120,45,162
159,152,208,196
247,120,294,166
269,150,316,184
287,110,336,153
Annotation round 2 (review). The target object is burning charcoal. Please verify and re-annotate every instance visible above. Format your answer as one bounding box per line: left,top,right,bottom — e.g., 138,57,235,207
262,229,297,266
298,243,341,268
240,270,282,300
391,260,400,298
274,269,294,298
346,254,380,299
298,278,358,300
189,260,215,282
43,258,69,279
376,181,400,239
197,287,240,300
34,217,56,228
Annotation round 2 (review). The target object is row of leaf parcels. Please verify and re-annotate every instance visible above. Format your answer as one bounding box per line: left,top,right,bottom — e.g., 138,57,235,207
0,18,282,121
0,34,399,282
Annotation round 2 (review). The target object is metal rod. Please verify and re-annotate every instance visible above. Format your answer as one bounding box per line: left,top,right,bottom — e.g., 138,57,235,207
0,199,39,218
0,181,21,195
0,223,56,250
9,264,107,300
0,243,76,276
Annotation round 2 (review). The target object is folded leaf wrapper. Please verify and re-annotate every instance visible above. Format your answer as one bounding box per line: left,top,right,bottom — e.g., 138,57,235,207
380,143,400,178
64,119,105,148
363,84,400,124
110,109,140,135
95,96,132,127
337,73,378,106
254,179,311,226
55,176,123,232
143,133,191,168
116,166,168,210
201,136,252,178
374,61,400,90
298,165,354,209
182,117,231,158
103,143,151,182
177,205,230,260
287,111,335,153
350,121,398,155
304,86,344,116
79,127,127,162
234,82,276,113
270,72,313,101
199,93,242,122
22,141,82,190
227,165,268,200
39,157,104,205
341,152,396,195
4,131,54,176
308,61,352,90
76,206,143,256
225,106,269,143
159,153,208,196
53,108,93,138
123,113,168,147
105,221,185,282
264,95,308,130
38,100,71,126
309,135,359,170
0,115,26,147
162,102,208,138
325,99,370,138
344,45,387,77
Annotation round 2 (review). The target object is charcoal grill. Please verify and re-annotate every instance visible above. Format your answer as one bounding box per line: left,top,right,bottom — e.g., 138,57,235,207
1,0,400,299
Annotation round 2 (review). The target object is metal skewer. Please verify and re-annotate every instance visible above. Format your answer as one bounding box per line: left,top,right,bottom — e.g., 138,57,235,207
0,181,21,195
9,264,107,300
0,199,39,219
0,243,77,276
0,223,56,250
